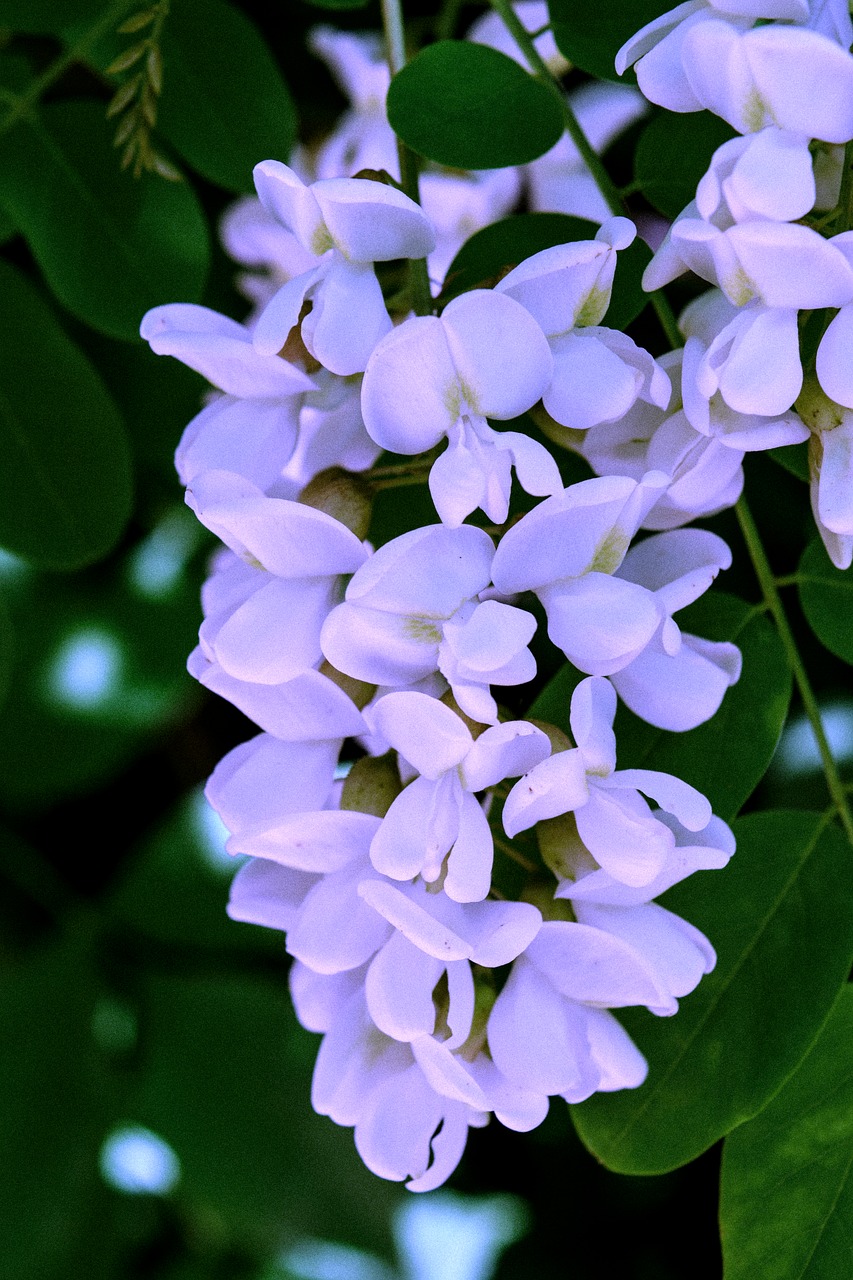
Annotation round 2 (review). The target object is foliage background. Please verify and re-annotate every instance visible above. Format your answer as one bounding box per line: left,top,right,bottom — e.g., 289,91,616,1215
1,1,851,1276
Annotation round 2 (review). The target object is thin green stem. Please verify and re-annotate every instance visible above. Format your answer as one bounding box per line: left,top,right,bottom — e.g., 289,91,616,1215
486,0,682,348
0,0,135,140
736,496,853,845
380,0,433,315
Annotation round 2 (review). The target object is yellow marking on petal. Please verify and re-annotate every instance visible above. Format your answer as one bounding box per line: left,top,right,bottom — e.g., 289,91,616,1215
723,265,755,308
575,284,610,328
742,86,773,134
311,223,335,256
589,528,628,574
403,616,443,644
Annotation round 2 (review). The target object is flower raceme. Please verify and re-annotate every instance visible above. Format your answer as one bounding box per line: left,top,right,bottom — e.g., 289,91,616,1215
144,117,753,1190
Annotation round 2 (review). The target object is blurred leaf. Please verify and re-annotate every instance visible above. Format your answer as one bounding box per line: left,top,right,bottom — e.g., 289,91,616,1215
0,926,110,1278
548,0,672,82
0,100,209,340
442,212,650,326
0,590,12,709
720,985,853,1280
0,260,133,570
769,440,809,482
0,537,201,806
155,0,296,192
85,331,206,477
0,0,107,33
130,970,402,1255
798,536,853,665
613,592,791,822
107,788,284,955
634,111,736,220
572,810,853,1174
300,0,371,9
387,42,563,169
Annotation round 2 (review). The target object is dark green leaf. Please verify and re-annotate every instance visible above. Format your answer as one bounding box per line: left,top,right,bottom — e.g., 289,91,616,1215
0,100,208,339
0,591,11,709
613,592,791,822
0,526,202,806
107,789,284,956
769,440,809,482
0,0,107,33
0,261,132,570
720,985,853,1280
798,536,853,664
526,658,584,733
572,811,853,1173
130,971,402,1253
548,0,672,82
442,212,650,326
634,110,736,220
387,42,564,169
300,0,371,11
156,0,297,192
0,928,110,1278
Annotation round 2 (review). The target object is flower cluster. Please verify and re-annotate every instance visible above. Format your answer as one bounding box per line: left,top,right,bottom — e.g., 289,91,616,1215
139,10,766,1193
615,0,853,567
143,174,738,1190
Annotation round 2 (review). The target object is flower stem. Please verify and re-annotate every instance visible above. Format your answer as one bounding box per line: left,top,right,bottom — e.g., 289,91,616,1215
380,0,434,316
486,0,682,349
736,495,853,845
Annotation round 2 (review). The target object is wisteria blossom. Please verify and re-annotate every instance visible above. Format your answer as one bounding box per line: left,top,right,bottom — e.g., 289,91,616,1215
361,288,560,525
250,162,435,375
321,523,538,722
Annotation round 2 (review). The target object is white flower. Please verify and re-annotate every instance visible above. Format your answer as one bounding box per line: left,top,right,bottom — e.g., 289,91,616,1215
321,523,539,723
364,691,550,900
504,676,712,886
361,289,558,526
495,220,671,430
251,162,436,375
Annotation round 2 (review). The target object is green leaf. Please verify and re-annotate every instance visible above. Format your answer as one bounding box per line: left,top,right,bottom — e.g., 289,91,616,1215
130,971,402,1254
769,440,809,482
613,592,791,822
107,789,284,956
798,536,853,665
300,0,371,11
0,100,209,339
155,0,296,192
0,261,132,570
526,658,584,732
0,0,107,33
0,527,202,806
634,110,736,220
0,927,110,1278
442,212,650,327
720,985,853,1280
548,0,672,82
571,811,853,1174
387,42,564,170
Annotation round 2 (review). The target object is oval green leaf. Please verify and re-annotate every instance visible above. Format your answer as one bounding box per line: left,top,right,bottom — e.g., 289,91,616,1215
156,0,297,192
0,261,132,569
441,212,651,327
612,592,791,822
548,0,672,82
0,100,209,339
387,42,564,169
720,985,853,1280
634,110,736,220
571,810,853,1174
798,536,853,665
